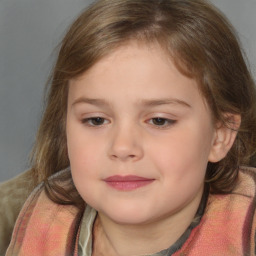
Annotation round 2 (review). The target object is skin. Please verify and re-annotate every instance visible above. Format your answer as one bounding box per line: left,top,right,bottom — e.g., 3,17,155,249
66,41,234,255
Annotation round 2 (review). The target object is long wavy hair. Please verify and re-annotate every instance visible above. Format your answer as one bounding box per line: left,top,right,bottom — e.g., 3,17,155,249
30,0,256,208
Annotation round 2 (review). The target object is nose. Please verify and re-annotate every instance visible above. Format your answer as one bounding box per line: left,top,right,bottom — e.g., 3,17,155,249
108,123,144,162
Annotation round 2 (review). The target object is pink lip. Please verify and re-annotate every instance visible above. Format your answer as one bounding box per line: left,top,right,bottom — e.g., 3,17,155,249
104,175,154,191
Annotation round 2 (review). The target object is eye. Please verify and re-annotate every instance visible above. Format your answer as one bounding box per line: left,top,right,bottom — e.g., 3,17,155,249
82,117,109,126
148,117,176,128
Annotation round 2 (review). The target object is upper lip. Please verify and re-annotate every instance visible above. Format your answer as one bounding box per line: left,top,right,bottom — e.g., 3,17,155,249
104,175,154,182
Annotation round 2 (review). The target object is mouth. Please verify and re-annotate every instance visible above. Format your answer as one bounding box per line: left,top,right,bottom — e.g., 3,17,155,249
103,175,155,191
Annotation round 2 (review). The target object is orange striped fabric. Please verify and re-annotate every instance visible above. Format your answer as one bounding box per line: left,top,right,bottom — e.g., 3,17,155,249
6,168,256,256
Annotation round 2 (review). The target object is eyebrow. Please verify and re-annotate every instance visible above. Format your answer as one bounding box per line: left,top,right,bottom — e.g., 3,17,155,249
71,97,191,108
72,97,109,107
139,98,191,108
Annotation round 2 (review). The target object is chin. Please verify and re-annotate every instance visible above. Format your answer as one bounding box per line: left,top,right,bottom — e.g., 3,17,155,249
110,215,151,225
100,206,156,225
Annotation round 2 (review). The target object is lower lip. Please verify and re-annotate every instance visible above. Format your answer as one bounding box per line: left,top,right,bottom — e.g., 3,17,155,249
105,180,154,191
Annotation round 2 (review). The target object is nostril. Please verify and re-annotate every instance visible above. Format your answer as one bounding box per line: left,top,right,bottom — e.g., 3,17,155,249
111,154,135,159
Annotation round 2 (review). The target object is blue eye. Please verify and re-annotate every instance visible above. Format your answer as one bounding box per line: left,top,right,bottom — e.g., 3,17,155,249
149,118,176,127
82,117,108,126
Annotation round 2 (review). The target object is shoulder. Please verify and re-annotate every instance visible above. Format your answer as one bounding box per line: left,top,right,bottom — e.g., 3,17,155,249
206,167,256,216
11,168,76,221
6,168,82,255
0,169,36,211
204,167,256,254
238,167,256,255
0,169,36,255
234,166,256,197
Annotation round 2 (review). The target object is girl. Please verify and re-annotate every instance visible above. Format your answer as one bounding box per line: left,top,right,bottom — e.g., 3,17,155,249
6,0,256,255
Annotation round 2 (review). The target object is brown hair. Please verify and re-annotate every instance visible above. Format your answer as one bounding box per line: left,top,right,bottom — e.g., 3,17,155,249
31,0,256,207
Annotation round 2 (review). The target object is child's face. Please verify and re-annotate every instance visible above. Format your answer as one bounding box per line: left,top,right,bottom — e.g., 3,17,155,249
67,42,217,225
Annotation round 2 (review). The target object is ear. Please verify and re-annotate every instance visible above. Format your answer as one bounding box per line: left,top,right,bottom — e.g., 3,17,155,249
208,114,241,163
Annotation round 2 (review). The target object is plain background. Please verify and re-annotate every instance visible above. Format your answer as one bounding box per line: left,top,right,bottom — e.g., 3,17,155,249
0,0,255,182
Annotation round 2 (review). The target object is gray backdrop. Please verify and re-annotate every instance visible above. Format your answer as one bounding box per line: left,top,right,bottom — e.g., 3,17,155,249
0,0,255,182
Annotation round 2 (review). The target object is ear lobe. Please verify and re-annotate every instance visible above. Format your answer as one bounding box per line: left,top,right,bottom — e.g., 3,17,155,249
208,114,241,163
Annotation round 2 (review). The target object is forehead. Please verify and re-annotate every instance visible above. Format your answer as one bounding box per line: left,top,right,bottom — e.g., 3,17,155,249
68,41,207,110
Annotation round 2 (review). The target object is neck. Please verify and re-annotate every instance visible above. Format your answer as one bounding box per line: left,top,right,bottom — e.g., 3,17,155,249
93,193,204,256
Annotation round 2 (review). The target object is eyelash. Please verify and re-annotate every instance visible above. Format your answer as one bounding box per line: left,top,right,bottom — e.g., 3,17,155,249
81,117,177,128
81,117,109,126
147,117,177,128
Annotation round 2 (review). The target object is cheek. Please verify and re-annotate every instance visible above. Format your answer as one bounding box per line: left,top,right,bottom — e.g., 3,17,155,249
147,127,210,180
68,141,103,178
66,124,102,182
67,129,104,204
67,120,100,161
